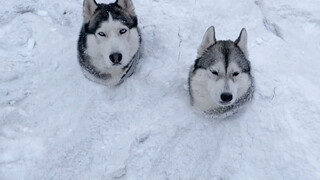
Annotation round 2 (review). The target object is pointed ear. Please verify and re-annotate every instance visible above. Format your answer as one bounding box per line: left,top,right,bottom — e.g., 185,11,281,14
83,0,98,23
235,28,249,59
197,26,216,58
116,0,136,16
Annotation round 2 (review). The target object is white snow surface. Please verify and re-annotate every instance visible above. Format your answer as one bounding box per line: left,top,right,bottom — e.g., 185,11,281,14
1,0,320,179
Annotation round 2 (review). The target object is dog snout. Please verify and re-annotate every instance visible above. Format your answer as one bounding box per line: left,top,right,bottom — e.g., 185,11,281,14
109,53,122,64
221,93,233,103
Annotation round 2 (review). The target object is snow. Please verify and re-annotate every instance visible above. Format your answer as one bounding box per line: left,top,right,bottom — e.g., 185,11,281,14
1,0,320,179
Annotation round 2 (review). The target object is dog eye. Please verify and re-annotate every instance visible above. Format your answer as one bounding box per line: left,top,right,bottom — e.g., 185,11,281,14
120,29,127,35
233,72,240,77
211,71,219,76
98,32,106,37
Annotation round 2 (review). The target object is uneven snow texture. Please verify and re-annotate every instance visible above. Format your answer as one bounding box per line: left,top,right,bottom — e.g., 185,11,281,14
1,0,320,179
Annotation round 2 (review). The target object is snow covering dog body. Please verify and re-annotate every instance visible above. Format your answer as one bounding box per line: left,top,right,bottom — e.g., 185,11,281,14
189,27,254,116
78,0,141,86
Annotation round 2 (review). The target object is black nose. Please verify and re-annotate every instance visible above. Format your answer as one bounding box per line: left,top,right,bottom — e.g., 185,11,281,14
221,93,233,102
109,53,122,64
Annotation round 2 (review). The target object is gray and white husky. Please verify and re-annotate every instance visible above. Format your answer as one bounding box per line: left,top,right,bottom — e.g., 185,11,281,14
189,26,254,116
78,0,141,86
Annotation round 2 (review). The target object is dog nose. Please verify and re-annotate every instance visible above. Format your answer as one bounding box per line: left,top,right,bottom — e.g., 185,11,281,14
221,93,233,102
109,53,122,64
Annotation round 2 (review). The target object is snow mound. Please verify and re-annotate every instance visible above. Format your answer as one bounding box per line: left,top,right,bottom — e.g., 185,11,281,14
1,0,320,179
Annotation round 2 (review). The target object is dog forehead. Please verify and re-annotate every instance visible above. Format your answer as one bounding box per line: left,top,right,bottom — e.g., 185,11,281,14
195,40,250,74
88,4,137,32
210,41,250,72
227,49,251,73
97,16,125,31
226,61,241,71
209,61,225,70
195,42,232,69
102,3,137,26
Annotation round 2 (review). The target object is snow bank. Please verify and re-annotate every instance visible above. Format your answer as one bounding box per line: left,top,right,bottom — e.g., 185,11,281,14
1,0,320,179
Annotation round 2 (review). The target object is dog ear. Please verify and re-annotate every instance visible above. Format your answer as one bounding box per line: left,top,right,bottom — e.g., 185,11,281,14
235,28,249,59
116,0,136,16
83,0,98,23
198,26,216,58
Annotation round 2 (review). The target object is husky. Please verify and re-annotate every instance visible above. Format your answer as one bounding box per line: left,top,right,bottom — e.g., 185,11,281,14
78,0,141,86
188,26,254,116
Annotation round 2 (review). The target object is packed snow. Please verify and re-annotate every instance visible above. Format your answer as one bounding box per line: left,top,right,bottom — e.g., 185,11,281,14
1,0,320,179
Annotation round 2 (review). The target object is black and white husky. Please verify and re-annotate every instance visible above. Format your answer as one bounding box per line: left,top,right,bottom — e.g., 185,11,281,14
189,26,254,116
78,0,141,86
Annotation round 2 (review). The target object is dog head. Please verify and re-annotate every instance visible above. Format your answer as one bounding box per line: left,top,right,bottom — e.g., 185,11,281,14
82,0,140,68
195,26,252,107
